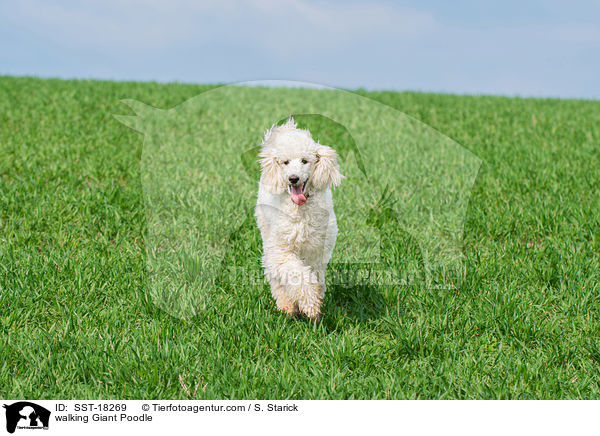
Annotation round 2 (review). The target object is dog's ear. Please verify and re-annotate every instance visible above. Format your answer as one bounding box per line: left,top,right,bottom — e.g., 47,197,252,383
311,145,343,190
259,148,286,194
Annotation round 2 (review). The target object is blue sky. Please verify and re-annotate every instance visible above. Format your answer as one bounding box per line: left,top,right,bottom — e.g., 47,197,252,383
1,0,599,99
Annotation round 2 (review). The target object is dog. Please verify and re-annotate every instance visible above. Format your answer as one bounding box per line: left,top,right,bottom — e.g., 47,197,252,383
255,118,343,321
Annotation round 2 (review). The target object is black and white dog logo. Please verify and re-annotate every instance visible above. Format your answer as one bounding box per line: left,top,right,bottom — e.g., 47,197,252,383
3,402,50,433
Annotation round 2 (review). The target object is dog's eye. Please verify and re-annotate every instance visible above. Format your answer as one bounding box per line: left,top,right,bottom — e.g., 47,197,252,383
283,160,289,165
301,159,308,164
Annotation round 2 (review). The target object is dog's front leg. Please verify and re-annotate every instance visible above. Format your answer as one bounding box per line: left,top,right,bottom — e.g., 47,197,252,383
267,254,322,321
268,276,299,316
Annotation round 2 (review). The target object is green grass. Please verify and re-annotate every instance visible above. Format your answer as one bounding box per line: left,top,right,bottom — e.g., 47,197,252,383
1,75,599,399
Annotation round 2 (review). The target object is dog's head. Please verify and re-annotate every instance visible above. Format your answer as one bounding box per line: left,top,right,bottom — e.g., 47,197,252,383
259,118,343,205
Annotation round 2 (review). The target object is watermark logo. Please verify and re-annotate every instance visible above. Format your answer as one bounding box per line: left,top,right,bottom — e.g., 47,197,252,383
115,80,481,318
3,402,50,433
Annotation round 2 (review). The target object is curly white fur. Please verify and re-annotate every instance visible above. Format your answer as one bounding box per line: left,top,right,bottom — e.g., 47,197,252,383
255,118,343,321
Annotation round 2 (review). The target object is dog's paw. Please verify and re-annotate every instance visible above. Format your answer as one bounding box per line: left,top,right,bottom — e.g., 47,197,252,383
307,312,321,323
277,300,299,317
301,305,322,323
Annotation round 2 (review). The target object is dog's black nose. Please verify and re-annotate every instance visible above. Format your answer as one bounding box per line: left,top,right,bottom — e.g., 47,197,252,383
289,175,300,184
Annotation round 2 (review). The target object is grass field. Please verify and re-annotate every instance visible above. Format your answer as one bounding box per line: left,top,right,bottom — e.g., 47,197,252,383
1,76,599,399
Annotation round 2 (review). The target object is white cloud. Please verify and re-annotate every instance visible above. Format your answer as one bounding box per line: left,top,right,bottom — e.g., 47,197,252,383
3,0,599,97
11,0,437,54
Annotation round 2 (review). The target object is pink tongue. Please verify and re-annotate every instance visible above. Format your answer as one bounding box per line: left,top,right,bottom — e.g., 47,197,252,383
290,184,306,205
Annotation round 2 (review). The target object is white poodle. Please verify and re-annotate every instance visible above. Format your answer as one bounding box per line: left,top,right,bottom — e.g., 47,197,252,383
255,118,343,321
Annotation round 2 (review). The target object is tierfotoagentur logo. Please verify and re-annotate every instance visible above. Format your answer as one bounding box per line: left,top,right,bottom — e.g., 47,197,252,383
3,402,50,433
115,80,481,319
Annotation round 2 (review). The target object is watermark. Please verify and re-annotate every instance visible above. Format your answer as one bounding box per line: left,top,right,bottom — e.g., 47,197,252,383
3,402,51,434
0,399,591,435
226,265,456,290
115,80,481,318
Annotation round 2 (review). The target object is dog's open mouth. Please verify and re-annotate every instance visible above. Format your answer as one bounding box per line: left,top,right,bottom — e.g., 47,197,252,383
288,182,308,205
